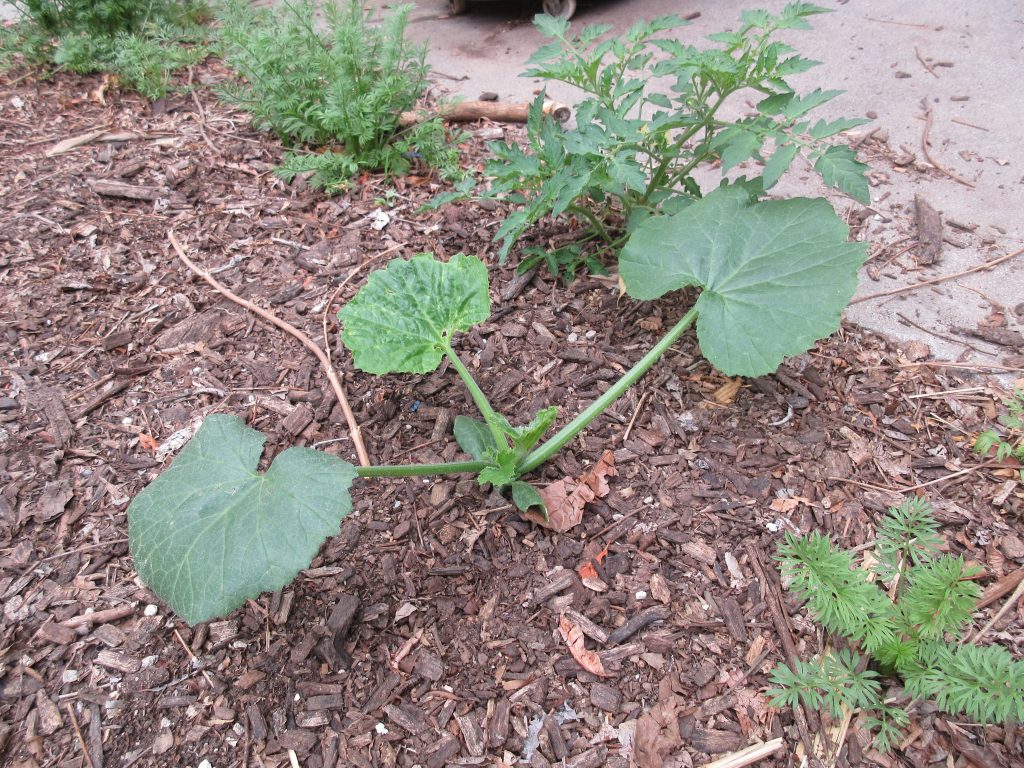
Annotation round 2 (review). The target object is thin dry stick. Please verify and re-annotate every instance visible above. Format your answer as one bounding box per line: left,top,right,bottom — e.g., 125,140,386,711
951,116,990,132
321,241,407,365
828,461,997,495
621,390,650,443
850,246,1024,305
896,311,989,355
168,230,370,467
915,46,938,77
965,576,1024,646
65,702,96,768
701,738,785,768
889,361,1024,373
920,100,975,188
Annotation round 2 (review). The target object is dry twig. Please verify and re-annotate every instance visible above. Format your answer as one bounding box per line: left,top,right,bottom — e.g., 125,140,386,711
65,702,96,768
920,99,975,188
701,738,785,768
965,575,1024,646
851,246,1024,305
169,230,370,467
915,46,938,77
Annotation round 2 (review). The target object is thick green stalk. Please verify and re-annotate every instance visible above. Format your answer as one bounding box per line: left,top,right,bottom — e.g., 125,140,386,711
444,345,509,449
519,306,698,473
357,460,488,478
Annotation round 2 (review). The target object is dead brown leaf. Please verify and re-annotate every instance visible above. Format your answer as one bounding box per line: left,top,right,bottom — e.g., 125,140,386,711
578,543,609,580
769,496,810,514
527,450,617,532
558,614,608,677
633,682,683,768
712,377,742,404
138,433,160,454
733,688,771,739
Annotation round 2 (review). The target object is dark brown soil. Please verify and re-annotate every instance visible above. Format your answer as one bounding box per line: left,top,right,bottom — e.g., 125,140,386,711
1,65,1022,768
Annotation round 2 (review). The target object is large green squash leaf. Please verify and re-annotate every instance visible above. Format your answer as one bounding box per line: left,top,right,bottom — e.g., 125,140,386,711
128,415,356,625
620,188,866,377
340,252,490,374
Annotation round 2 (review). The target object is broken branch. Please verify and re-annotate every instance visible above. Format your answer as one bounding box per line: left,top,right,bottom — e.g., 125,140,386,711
399,98,571,127
168,230,370,467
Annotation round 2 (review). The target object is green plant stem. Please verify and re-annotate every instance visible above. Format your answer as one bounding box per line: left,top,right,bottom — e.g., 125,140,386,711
566,204,613,244
519,305,698,474
444,345,509,449
357,460,488,478
642,89,734,205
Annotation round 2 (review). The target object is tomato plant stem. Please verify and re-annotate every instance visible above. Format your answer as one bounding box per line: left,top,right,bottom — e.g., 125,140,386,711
518,306,698,474
357,460,489,478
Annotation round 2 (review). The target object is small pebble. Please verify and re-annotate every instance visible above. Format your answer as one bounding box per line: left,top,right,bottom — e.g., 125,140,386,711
375,722,389,735
198,761,213,768
635,591,648,600
62,670,79,684
144,604,159,617
141,655,159,669
585,330,597,340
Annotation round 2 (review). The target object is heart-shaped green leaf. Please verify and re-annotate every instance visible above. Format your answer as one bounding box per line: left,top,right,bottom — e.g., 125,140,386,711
128,415,356,625
340,253,490,374
620,187,866,377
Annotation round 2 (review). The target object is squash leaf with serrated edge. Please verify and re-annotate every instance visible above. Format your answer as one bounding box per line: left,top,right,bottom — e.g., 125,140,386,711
128,415,356,625
620,187,867,377
339,253,490,374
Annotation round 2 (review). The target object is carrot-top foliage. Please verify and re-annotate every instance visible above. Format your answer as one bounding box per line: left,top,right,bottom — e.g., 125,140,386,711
771,496,1024,753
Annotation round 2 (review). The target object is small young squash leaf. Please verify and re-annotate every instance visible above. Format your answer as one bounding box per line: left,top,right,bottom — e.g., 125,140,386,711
477,452,519,488
620,187,867,377
453,415,499,461
510,481,547,518
340,253,490,374
128,415,356,625
496,406,559,457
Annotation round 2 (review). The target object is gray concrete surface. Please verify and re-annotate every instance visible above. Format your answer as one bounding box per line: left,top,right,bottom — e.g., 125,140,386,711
397,0,1024,372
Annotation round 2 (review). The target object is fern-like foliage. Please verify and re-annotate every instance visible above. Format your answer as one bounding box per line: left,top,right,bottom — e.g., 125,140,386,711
1,0,209,97
906,642,1024,723
901,556,981,640
864,705,910,753
215,0,460,188
777,530,896,653
768,650,880,719
874,495,942,580
772,496,1024,754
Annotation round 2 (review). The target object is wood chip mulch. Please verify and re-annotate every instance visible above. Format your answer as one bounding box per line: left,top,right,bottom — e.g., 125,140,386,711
1,64,1022,768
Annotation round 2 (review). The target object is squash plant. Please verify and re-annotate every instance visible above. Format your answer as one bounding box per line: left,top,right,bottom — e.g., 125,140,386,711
128,187,866,624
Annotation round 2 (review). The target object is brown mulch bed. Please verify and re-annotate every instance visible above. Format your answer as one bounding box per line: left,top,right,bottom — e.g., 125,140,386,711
1,65,1023,768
